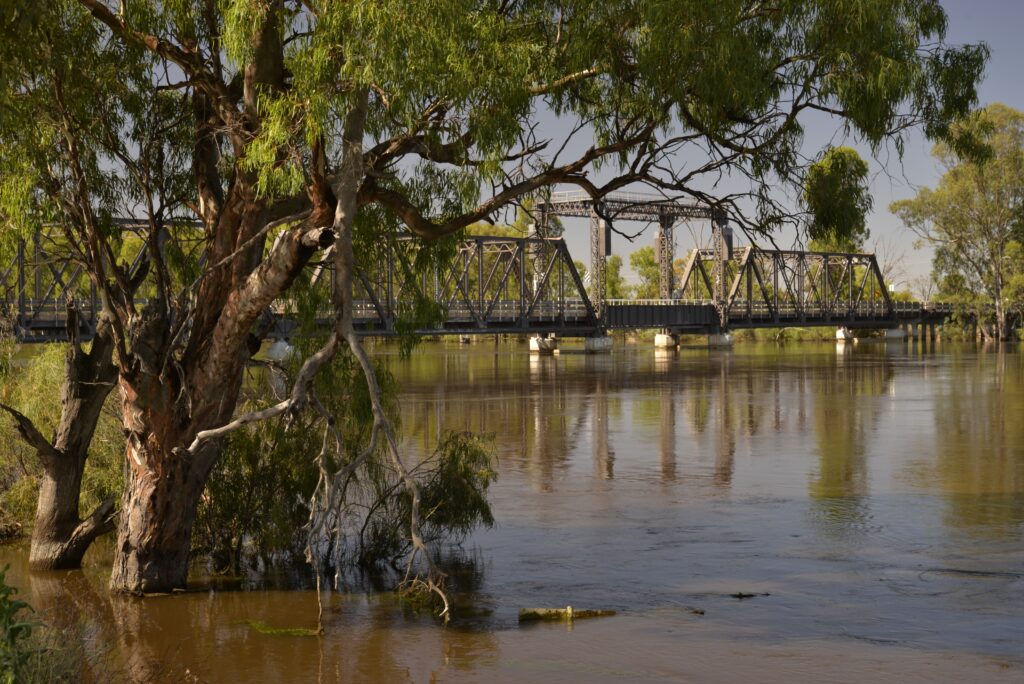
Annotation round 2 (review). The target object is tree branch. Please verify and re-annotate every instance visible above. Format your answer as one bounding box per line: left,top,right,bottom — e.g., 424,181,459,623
0,404,60,462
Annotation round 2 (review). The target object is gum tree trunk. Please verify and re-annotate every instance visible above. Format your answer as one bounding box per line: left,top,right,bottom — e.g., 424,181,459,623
1,313,118,569
108,438,214,592
105,321,236,593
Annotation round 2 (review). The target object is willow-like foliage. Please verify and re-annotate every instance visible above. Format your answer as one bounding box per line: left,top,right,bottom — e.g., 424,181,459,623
0,0,990,596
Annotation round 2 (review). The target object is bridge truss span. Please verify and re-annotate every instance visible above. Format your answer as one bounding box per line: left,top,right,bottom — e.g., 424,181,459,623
2,217,956,344
678,245,895,328
340,235,600,335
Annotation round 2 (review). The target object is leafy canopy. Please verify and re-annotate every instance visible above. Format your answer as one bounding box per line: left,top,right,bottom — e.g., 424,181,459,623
804,146,872,250
0,0,988,241
630,246,661,299
891,104,1024,334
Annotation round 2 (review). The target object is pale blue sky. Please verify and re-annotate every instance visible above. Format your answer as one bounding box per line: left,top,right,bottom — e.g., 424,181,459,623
552,1,1024,289
857,0,1024,284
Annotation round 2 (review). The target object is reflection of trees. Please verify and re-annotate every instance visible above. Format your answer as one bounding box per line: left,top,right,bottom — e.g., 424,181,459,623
808,352,893,537
25,567,125,682
659,385,676,482
394,350,580,491
592,373,613,480
391,344,915,499
713,360,736,488
931,350,1024,533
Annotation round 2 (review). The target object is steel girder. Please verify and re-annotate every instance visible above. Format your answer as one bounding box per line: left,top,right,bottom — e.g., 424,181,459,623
349,235,598,333
0,231,103,340
677,247,895,327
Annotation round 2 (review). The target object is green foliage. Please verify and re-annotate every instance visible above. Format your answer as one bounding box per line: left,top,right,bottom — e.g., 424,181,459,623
0,0,189,239
196,349,496,578
0,347,123,527
604,255,630,300
193,404,321,573
416,432,496,541
393,298,447,358
356,432,496,568
892,104,1024,337
2,0,980,239
804,147,872,248
629,246,660,299
0,567,84,683
0,0,995,591
195,349,402,573
0,566,35,683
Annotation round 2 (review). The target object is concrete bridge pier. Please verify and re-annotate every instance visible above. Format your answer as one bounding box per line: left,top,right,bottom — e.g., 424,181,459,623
707,332,734,348
585,334,613,354
654,332,678,350
529,334,558,355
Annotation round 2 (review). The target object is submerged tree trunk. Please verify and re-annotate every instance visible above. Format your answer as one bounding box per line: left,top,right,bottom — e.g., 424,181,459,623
1,311,118,569
109,440,214,592
106,330,233,593
994,297,1009,341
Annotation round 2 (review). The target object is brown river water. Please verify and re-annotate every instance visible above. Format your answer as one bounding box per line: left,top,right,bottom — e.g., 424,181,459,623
2,339,1023,682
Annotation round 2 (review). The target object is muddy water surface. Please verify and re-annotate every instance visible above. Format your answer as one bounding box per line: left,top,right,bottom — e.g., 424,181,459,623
3,340,1023,682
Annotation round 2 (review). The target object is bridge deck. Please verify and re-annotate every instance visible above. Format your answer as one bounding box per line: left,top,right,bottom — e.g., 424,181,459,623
5,298,955,343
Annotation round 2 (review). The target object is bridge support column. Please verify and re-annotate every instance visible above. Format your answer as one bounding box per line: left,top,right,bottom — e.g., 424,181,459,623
654,333,678,349
836,327,855,342
707,332,734,348
656,213,675,298
529,335,558,355
585,335,613,354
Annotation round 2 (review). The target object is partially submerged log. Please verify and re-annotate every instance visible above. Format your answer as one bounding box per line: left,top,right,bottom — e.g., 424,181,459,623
518,606,616,623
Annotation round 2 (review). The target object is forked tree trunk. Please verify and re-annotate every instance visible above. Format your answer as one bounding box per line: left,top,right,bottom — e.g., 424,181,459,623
2,312,118,569
29,449,114,569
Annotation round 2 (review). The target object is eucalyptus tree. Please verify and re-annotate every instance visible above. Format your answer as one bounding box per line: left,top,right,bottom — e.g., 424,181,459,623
892,104,1024,340
630,247,660,299
0,5,187,569
804,146,873,253
0,0,987,594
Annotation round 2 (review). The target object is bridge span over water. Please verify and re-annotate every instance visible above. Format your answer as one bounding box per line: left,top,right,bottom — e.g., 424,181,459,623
2,193,952,344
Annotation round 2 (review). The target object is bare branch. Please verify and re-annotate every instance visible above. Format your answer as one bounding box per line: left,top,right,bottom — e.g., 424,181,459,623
0,403,59,462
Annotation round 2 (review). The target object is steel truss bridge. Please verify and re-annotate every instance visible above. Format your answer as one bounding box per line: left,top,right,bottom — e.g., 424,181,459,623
3,195,953,343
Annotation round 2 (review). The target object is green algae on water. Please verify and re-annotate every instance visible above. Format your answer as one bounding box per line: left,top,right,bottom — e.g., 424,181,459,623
244,619,321,637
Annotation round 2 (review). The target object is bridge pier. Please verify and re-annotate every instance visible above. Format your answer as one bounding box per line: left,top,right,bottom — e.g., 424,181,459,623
529,334,558,355
585,335,613,354
654,333,678,349
707,332,734,348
